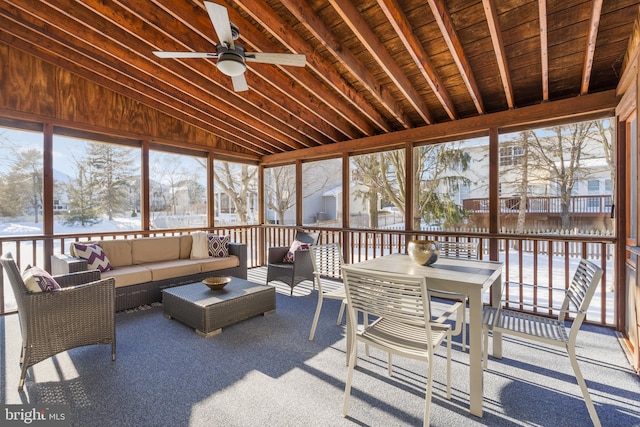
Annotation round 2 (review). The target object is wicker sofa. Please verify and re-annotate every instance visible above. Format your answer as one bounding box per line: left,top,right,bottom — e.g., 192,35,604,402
51,235,247,311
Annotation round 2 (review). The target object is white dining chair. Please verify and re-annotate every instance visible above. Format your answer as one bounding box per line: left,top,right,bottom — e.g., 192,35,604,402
308,243,347,341
429,240,479,351
341,265,451,427
483,258,603,427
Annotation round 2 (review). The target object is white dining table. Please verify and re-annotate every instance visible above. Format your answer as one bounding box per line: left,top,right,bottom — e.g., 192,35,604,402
351,253,504,417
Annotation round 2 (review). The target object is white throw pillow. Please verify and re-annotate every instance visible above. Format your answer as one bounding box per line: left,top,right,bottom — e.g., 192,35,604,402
22,265,61,293
190,231,209,259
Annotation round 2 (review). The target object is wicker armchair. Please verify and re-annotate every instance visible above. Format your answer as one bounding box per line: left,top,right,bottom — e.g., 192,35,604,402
266,230,319,295
1,252,116,390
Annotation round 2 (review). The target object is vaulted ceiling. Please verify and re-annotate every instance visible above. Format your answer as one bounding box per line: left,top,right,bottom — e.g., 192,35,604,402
1,0,639,159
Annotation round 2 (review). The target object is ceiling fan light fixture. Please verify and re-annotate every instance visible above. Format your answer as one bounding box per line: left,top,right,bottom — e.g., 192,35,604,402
217,52,246,76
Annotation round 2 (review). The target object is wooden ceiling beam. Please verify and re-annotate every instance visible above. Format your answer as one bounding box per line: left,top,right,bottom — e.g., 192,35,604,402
427,0,485,114
0,13,272,156
279,0,413,129
539,0,549,101
581,0,604,95
262,90,618,165
9,0,294,154
216,1,375,138
232,0,392,134
112,0,334,148
482,0,514,109
377,0,458,120
146,0,350,144
34,0,309,152
328,0,436,125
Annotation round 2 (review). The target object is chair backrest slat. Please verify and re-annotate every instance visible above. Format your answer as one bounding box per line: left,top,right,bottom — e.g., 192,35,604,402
560,259,603,340
438,241,479,260
342,266,431,330
310,243,344,280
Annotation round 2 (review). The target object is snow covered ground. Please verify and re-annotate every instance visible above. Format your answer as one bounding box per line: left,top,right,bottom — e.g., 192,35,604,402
0,217,142,236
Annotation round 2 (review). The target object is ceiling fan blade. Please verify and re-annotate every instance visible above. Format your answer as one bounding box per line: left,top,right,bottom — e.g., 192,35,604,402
245,52,306,67
204,1,234,49
231,74,248,92
153,51,217,59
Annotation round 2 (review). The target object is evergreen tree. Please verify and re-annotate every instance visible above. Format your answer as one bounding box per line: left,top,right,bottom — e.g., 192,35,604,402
1,148,43,222
64,164,100,226
64,142,135,225
86,143,136,220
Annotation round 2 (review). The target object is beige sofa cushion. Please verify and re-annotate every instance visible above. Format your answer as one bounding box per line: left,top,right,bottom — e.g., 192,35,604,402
147,260,202,281
132,236,180,264
101,265,152,288
198,256,239,273
98,240,133,267
179,235,192,259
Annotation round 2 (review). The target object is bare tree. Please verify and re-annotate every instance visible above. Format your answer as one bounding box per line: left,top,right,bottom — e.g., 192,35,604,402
150,154,187,216
264,165,296,225
214,161,257,224
593,118,615,201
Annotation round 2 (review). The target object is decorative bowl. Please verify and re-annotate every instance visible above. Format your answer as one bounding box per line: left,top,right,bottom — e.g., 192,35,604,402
202,276,231,290
407,239,440,266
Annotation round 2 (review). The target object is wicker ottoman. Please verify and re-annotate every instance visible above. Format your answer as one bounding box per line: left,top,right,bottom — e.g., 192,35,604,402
162,278,276,337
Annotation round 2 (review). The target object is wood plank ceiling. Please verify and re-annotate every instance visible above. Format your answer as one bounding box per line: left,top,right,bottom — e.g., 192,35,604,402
0,0,639,159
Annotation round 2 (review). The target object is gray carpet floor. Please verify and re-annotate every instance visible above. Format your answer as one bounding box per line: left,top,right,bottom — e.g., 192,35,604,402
1,268,639,427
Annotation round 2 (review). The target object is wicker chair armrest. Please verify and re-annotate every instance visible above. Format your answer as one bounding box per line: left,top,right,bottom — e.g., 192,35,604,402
22,277,116,326
268,246,289,263
53,270,101,288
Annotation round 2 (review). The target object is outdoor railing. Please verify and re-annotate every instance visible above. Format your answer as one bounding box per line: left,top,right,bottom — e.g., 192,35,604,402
463,194,614,216
1,225,616,327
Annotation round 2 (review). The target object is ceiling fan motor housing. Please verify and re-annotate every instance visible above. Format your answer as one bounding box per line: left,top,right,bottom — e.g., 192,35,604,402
216,43,246,76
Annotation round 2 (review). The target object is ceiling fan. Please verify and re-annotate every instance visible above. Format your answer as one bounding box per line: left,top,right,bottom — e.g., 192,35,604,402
153,1,306,92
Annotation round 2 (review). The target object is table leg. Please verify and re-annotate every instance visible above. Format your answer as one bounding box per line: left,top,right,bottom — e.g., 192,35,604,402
491,275,503,359
345,306,353,366
468,288,483,417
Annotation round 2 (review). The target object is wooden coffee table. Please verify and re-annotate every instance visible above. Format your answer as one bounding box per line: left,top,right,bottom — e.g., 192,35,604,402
162,277,276,337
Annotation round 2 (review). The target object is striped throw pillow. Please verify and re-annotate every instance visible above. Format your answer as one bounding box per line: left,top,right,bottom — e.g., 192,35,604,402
72,243,113,272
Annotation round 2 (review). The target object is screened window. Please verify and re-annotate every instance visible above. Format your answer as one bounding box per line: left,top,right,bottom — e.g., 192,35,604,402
149,150,206,229
264,165,296,225
213,160,258,225
413,138,488,232
53,136,140,232
350,149,405,229
302,158,342,227
499,118,615,234
0,127,44,236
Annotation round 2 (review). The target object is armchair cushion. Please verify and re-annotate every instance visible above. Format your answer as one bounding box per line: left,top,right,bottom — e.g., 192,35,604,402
72,243,113,272
283,240,310,263
22,266,61,293
208,234,230,257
